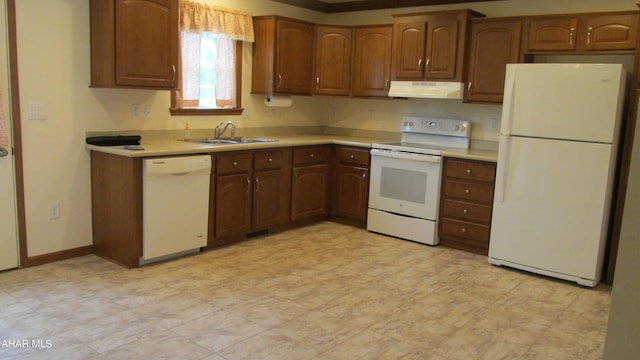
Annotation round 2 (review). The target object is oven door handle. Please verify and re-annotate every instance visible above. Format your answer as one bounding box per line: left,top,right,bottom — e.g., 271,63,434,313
370,149,441,163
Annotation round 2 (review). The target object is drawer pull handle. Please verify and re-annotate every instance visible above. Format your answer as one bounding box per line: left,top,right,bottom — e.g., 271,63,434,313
310,153,315,158
350,154,355,160
464,189,470,195
466,169,472,174
233,161,238,167
268,158,273,163
463,209,468,214
461,227,467,233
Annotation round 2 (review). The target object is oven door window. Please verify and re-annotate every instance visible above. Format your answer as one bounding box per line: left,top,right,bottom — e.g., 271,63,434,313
380,167,427,204
369,152,441,220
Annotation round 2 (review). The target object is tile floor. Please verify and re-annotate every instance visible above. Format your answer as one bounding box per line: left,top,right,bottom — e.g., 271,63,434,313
0,222,611,360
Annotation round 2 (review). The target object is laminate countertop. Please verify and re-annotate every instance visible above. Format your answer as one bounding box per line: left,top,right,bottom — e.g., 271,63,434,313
85,135,498,162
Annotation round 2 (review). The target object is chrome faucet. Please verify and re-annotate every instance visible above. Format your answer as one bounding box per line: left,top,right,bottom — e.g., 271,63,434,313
214,121,236,139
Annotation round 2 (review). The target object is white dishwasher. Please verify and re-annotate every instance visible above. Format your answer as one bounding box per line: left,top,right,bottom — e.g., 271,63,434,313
141,155,211,265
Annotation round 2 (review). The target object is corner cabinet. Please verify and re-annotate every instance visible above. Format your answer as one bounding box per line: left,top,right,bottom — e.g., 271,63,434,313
391,10,482,81
89,0,178,89
352,25,393,97
523,12,639,53
314,25,353,96
252,16,315,95
330,146,370,227
439,158,496,255
465,18,522,104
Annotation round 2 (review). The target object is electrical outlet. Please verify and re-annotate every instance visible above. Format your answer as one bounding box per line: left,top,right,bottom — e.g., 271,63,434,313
131,104,141,120
48,202,60,220
28,103,47,120
491,118,500,130
144,104,152,120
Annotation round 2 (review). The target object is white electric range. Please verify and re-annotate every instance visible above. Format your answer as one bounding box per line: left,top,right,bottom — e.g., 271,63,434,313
367,116,470,245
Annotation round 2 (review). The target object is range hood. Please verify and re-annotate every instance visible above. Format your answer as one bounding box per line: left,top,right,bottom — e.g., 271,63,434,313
388,81,463,99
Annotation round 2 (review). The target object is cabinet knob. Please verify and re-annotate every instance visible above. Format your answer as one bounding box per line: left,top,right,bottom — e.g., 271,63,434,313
349,154,355,160
461,227,467,233
466,168,472,175
463,209,468,214
233,161,238,167
464,189,470,195
268,158,273,163
310,153,315,158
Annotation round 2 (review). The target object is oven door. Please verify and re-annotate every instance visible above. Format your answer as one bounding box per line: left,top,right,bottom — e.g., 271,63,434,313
368,148,441,220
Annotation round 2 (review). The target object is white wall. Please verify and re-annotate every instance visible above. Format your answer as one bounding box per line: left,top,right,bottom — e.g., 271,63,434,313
14,0,639,257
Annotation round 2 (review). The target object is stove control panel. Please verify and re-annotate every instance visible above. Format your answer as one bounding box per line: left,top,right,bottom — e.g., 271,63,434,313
401,116,470,138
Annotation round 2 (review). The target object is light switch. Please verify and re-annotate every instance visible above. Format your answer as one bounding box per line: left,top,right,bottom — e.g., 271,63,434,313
28,103,47,120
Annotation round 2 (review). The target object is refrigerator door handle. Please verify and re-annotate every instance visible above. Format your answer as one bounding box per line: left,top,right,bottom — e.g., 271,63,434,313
495,135,511,203
501,67,517,135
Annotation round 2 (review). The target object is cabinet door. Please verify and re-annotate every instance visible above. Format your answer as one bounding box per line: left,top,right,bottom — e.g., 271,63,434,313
291,164,329,220
314,26,352,96
392,21,426,79
275,19,314,94
466,20,522,103
216,173,252,238
332,164,369,222
582,14,638,51
115,0,178,88
424,19,459,79
352,26,393,97
526,17,578,51
253,169,290,229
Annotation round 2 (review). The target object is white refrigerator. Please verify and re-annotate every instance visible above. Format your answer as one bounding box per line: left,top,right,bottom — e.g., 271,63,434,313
488,63,626,287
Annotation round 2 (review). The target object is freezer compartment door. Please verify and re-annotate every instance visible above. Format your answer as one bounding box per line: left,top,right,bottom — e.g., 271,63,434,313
489,136,615,283
502,63,624,143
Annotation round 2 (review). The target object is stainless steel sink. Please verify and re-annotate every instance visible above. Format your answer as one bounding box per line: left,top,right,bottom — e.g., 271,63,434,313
186,137,278,145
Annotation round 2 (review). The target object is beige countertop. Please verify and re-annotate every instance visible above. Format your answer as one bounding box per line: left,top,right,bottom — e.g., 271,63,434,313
85,135,498,162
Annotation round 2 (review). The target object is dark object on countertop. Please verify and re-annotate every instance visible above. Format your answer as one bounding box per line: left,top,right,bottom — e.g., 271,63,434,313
86,135,141,146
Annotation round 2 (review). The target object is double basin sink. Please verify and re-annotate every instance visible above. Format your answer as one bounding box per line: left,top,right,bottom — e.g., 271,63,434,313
187,137,278,146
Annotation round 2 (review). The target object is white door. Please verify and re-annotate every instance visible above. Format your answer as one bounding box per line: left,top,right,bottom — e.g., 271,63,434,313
0,0,19,271
489,136,614,282
503,63,625,143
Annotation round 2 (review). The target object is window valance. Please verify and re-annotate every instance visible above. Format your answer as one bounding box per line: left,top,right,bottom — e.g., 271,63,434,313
179,0,254,42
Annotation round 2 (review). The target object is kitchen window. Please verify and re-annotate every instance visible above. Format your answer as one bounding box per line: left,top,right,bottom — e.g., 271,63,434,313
170,1,254,116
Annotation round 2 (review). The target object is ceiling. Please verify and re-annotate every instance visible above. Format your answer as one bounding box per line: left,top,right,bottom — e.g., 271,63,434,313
270,0,498,13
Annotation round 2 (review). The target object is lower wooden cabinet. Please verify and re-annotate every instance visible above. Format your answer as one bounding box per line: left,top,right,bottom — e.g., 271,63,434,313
252,149,291,230
439,157,497,255
212,149,291,246
214,152,253,240
330,146,370,227
291,146,331,221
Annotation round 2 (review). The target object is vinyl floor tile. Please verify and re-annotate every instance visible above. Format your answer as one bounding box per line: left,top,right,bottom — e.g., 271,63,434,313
0,222,612,359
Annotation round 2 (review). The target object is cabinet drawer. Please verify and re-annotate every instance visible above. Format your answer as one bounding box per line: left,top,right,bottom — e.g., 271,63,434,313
441,199,492,223
254,149,288,170
293,146,331,165
335,146,370,166
216,152,252,175
444,180,495,203
445,159,496,182
440,218,490,244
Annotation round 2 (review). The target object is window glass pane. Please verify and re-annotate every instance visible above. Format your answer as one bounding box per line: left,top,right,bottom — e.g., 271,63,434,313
175,31,240,113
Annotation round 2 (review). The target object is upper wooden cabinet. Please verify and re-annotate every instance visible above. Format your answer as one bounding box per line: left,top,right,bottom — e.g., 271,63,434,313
252,16,315,95
352,25,393,97
524,12,639,53
465,19,522,104
391,10,483,81
314,25,353,96
90,0,178,89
